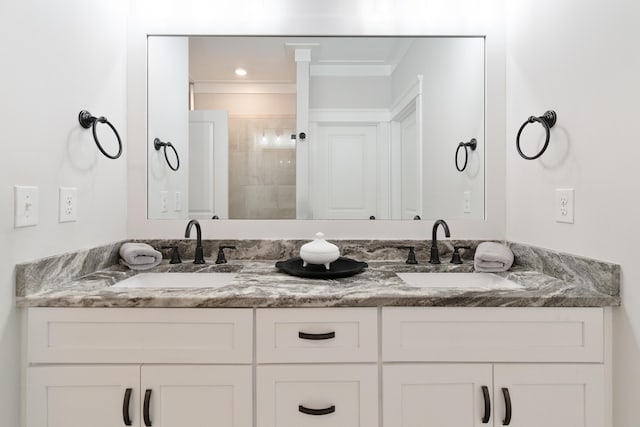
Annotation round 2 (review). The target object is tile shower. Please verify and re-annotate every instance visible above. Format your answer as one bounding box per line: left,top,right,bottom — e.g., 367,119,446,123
228,117,296,219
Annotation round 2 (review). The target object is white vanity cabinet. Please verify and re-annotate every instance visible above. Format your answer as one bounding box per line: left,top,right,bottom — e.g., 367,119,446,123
25,308,253,427
382,307,607,427
255,308,379,427
24,306,609,427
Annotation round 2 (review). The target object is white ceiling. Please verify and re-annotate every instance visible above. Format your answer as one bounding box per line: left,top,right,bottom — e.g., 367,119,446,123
188,36,414,83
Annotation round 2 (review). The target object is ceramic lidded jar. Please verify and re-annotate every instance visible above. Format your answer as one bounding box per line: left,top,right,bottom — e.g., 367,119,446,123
299,232,340,269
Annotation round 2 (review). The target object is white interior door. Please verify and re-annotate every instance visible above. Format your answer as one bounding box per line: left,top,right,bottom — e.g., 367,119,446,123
188,110,229,219
141,365,252,427
312,124,378,219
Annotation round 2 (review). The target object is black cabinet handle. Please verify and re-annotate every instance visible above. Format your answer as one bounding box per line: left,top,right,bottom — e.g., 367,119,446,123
481,385,491,423
298,405,336,416
502,387,512,425
298,331,336,340
122,388,132,426
143,389,152,426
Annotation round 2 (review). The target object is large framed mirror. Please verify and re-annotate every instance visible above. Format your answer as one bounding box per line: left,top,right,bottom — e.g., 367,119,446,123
147,36,485,221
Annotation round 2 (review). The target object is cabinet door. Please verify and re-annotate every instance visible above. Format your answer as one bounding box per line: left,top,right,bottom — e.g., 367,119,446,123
383,364,493,427
141,365,252,427
493,364,605,427
257,364,378,427
27,365,139,427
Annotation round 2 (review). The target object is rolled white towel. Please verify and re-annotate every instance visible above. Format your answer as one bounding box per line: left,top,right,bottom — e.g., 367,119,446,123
474,242,514,272
119,242,162,271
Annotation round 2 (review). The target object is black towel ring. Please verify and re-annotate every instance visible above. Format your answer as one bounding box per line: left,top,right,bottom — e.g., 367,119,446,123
154,138,180,171
78,110,122,159
516,110,557,160
455,138,477,172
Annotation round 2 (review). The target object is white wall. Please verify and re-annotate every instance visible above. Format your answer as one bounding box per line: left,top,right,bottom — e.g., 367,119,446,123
127,0,506,240
0,1,128,426
195,93,296,116
392,38,485,220
309,76,391,109
504,1,640,425
148,37,189,219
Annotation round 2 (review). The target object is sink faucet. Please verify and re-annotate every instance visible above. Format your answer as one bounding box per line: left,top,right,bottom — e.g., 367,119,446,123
429,219,451,264
185,219,205,264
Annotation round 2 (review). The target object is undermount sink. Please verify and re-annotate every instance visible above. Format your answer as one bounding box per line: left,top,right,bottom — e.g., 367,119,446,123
112,272,237,289
396,272,523,289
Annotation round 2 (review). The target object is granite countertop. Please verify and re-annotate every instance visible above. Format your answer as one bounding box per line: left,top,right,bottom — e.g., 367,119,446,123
16,258,620,308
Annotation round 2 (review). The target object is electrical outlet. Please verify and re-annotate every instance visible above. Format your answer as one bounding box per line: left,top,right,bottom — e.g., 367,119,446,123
463,191,472,213
59,187,78,222
175,191,182,212
160,191,168,213
14,185,39,227
555,188,574,223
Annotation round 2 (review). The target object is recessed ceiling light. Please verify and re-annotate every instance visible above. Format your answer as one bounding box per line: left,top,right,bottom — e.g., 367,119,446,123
235,68,247,77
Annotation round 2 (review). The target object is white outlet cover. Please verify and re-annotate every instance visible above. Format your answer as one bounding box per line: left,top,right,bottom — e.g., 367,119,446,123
555,188,574,223
59,187,78,222
14,185,39,227
160,191,168,213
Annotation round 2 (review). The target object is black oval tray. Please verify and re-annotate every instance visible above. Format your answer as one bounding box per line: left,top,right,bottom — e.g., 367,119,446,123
275,257,368,279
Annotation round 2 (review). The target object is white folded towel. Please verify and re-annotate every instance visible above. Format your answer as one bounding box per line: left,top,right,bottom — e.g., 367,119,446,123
474,242,514,272
119,243,163,271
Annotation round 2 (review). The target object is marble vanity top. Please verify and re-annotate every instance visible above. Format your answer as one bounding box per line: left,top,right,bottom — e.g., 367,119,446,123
16,256,620,308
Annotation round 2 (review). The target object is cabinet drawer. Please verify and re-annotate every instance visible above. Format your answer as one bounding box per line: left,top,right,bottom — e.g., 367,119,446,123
257,365,378,427
256,308,377,363
382,307,603,362
27,308,253,364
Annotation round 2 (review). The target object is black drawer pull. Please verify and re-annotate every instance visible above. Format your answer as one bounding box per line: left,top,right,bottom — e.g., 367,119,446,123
502,387,512,425
298,405,336,416
143,389,152,426
481,385,491,423
298,331,336,340
122,388,132,426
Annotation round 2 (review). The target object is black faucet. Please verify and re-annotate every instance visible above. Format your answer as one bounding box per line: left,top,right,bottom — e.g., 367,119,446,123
184,219,205,264
429,219,451,264
216,245,236,264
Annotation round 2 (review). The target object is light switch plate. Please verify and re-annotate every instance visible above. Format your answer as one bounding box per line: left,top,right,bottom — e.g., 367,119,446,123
59,187,78,222
14,185,39,227
555,188,574,223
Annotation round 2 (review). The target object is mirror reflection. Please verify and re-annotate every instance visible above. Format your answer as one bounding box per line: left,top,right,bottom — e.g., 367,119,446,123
147,36,485,220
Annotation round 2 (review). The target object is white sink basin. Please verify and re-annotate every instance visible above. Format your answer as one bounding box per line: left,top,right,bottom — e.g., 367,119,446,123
112,272,237,289
396,272,523,289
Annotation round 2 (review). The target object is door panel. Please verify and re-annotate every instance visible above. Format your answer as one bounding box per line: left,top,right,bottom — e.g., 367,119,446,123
189,110,229,219
313,124,377,219
383,364,493,427
141,365,252,427
494,364,604,427
27,365,139,427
